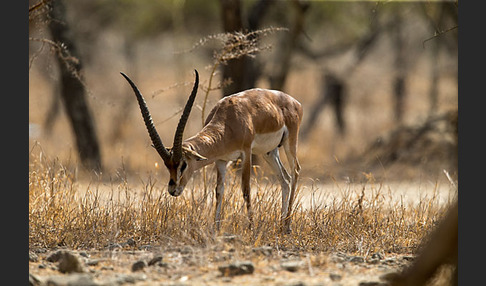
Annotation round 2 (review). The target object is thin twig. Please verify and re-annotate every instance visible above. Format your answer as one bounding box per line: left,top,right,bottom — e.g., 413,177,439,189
422,25,458,48
29,37,58,49
29,0,51,14
150,81,193,99
442,169,457,190
154,107,183,126
201,62,220,126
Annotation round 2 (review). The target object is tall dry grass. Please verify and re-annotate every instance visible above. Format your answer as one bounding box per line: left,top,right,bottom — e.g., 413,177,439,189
29,144,452,256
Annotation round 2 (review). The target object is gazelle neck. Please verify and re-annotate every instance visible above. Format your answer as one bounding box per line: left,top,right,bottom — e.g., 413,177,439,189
184,124,227,167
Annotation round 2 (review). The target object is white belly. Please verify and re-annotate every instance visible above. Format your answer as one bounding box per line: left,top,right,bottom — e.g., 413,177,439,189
251,126,286,155
219,150,243,161
215,126,286,162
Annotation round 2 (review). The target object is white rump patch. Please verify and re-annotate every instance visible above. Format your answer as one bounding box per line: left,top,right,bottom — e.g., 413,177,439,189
251,126,287,155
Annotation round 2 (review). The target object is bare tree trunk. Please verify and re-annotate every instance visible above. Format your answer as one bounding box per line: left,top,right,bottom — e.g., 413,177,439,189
269,0,309,91
392,13,407,123
42,83,61,136
243,0,273,89
420,2,447,116
219,0,275,96
47,0,102,172
301,72,346,140
428,41,440,116
110,38,136,144
219,0,246,96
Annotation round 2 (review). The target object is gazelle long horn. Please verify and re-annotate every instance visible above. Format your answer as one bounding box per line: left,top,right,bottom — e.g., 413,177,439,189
120,72,171,163
172,69,199,163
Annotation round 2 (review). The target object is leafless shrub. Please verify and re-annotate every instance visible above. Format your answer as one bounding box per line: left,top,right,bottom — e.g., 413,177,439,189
183,27,288,125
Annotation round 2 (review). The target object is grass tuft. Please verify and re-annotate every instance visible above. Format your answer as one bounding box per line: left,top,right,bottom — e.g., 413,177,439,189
29,147,451,255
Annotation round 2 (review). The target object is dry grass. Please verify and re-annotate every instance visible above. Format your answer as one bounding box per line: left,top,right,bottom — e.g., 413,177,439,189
29,16,457,264
29,144,452,256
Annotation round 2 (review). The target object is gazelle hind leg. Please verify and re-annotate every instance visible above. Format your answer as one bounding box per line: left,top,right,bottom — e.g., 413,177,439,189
282,137,301,233
262,148,291,223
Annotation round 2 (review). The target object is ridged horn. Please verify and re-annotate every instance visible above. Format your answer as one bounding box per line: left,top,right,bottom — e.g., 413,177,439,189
172,69,199,163
120,72,171,163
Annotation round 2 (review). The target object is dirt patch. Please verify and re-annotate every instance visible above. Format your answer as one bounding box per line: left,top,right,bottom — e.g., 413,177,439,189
29,245,422,286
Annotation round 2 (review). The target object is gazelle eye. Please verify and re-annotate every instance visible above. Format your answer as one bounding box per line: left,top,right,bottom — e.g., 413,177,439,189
180,161,187,172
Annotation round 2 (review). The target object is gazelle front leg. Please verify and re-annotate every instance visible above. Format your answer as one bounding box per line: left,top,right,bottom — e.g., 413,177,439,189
214,160,227,231
241,149,253,229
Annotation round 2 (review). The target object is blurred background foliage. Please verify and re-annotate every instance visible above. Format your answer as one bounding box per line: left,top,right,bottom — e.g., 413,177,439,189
29,0,458,182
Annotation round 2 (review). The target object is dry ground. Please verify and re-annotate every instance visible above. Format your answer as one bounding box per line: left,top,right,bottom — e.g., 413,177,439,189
29,22,457,285
28,148,457,285
28,245,455,286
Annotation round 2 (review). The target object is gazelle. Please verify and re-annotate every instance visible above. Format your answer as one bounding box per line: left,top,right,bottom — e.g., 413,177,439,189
120,70,303,233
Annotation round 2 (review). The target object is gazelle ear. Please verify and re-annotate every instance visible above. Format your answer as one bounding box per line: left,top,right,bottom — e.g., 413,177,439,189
183,146,207,161
189,149,207,161
193,152,207,161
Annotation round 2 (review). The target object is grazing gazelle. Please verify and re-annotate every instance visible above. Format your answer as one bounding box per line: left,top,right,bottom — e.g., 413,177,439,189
120,70,303,233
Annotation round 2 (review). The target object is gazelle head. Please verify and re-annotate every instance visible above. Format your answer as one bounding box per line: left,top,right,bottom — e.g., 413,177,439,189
121,70,206,196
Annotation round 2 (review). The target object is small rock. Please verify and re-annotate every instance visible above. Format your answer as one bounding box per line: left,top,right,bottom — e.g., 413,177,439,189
57,251,84,273
252,246,273,256
285,282,306,286
106,243,122,250
45,273,97,286
34,248,48,254
29,252,39,262
110,273,147,284
125,238,136,247
281,260,303,272
131,260,147,272
330,252,347,263
180,245,194,255
383,258,398,265
156,261,171,268
329,273,342,281
46,250,64,262
86,259,104,266
349,256,365,263
148,255,163,266
358,282,388,286
368,258,380,265
138,245,153,251
218,261,254,276
29,273,42,286
79,252,89,258
401,255,414,262
371,252,384,260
